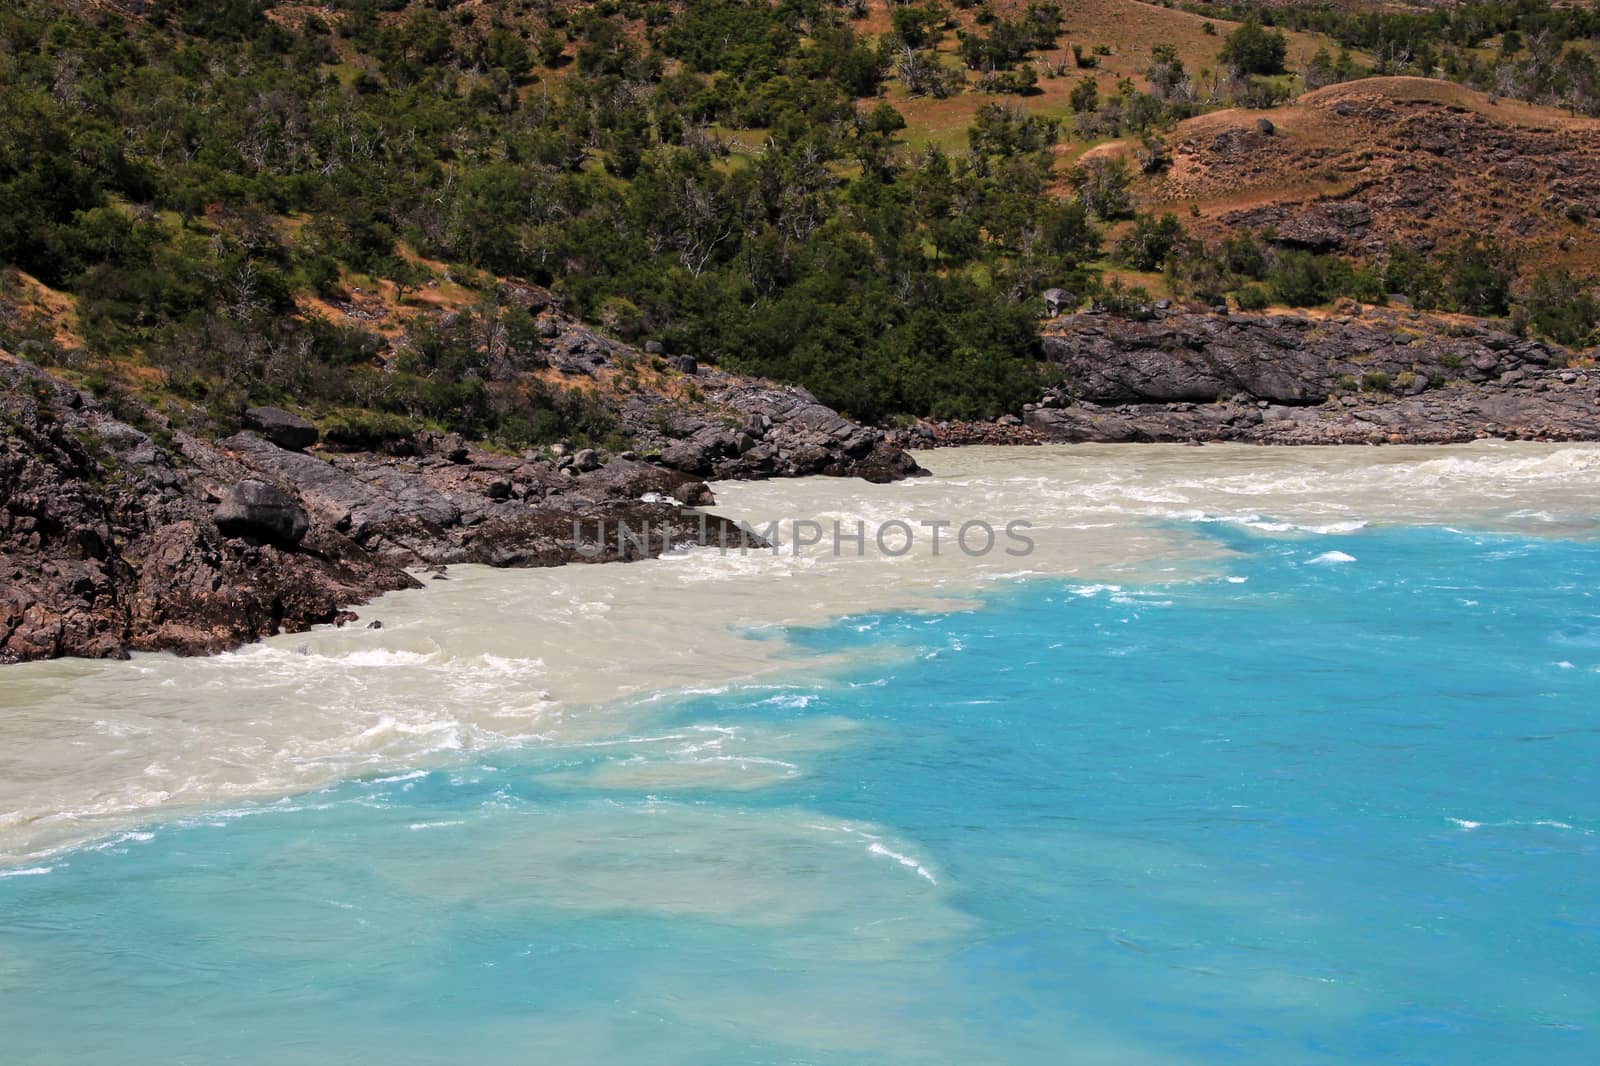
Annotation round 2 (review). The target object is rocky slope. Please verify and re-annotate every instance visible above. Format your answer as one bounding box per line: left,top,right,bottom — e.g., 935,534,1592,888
1,321,922,663
10,283,1600,664
910,306,1600,446
1139,78,1600,267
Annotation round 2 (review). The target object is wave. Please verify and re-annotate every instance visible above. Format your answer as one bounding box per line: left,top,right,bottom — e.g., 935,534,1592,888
6,441,1600,867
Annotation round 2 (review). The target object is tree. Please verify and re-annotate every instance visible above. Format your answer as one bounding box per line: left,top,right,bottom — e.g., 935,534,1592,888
1517,269,1600,347
1444,237,1516,316
1069,75,1100,113
1304,47,1340,90
864,101,908,136
1115,212,1185,271
1147,42,1186,97
1220,19,1288,77
1268,250,1339,306
1069,157,1133,220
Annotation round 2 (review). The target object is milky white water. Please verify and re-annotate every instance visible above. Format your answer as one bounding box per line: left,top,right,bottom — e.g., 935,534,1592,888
2,442,1599,867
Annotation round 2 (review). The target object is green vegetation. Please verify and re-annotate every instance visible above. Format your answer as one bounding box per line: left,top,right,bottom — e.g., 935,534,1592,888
0,0,1114,430
0,0,1595,444
1514,269,1600,347
1219,19,1288,77
1197,0,1600,108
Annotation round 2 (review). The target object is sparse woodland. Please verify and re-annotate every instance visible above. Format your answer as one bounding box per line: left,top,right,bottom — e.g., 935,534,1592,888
2,0,1598,445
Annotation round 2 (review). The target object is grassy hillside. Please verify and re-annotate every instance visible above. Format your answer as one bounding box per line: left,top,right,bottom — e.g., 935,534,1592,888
2,0,1597,445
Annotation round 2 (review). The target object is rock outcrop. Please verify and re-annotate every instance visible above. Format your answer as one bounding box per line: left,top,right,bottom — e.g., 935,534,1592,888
213,480,310,546
988,308,1600,445
242,406,318,451
0,355,416,662
620,377,921,484
505,303,919,486
1142,79,1600,265
1,333,918,663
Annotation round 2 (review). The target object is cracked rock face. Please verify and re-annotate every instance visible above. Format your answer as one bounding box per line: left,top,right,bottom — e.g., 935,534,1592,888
0,356,417,663
213,480,309,546
900,308,1600,451
1024,310,1600,445
2,316,920,662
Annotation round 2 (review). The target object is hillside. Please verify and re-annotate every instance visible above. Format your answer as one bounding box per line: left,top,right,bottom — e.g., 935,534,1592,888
872,0,1338,154
1110,77,1600,270
6,0,1600,664
4,0,1598,414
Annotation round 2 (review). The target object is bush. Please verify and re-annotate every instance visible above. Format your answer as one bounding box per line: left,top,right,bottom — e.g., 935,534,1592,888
1235,284,1270,310
1115,212,1185,271
1268,250,1340,306
1384,245,1445,309
1442,237,1516,316
1220,19,1288,77
1069,157,1134,220
319,407,422,448
598,295,646,339
1095,277,1155,317
1517,269,1600,347
1222,232,1267,279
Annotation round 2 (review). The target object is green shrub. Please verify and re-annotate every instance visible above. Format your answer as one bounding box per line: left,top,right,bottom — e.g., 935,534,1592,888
1220,19,1288,76
319,408,422,448
1268,251,1340,306
1235,285,1270,311
1516,269,1600,347
1115,213,1186,272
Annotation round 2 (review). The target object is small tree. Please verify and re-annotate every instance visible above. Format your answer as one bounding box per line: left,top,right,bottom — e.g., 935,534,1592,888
1070,156,1134,220
1220,19,1288,77
1069,75,1100,113
1444,237,1516,316
1304,47,1340,90
1516,269,1600,347
1115,212,1185,271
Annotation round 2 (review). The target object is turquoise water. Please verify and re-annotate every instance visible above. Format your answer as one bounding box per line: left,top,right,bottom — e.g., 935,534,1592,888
3,524,1599,1064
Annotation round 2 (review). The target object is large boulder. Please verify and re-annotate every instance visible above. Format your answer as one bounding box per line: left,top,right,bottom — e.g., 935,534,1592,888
214,480,309,546
658,437,715,474
243,407,318,451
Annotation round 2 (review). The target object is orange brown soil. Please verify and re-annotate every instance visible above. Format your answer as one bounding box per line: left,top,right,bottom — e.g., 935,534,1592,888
887,0,1339,153
1104,77,1600,268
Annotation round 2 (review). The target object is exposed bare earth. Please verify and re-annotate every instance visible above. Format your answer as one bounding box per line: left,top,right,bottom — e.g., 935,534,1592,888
1127,78,1600,268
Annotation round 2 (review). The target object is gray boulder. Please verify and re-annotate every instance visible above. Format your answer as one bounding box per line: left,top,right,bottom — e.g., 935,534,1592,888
673,481,716,507
214,480,310,546
658,438,714,474
1044,288,1074,316
243,407,318,451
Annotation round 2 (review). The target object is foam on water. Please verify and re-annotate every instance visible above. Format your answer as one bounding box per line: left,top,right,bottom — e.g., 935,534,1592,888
3,448,1600,1061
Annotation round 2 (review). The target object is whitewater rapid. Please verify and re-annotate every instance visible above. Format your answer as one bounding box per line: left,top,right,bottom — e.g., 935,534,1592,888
3,441,1598,865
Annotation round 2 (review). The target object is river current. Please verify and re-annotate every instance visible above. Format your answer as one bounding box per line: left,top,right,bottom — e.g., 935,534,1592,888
3,443,1598,1062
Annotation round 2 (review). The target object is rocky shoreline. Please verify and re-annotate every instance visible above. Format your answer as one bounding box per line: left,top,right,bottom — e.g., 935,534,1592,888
901,307,1600,448
7,302,1600,664
0,339,919,663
